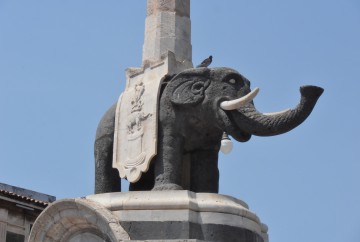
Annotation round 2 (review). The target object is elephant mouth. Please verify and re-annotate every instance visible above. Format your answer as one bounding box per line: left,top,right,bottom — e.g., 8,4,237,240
225,112,252,142
217,88,260,142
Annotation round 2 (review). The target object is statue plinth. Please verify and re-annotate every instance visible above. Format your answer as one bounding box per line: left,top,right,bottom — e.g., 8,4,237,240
29,191,268,242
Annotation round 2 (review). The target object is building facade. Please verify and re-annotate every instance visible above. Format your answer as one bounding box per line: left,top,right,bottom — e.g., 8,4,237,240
0,183,55,242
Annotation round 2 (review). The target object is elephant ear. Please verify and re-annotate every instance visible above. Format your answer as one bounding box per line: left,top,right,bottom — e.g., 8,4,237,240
169,74,211,106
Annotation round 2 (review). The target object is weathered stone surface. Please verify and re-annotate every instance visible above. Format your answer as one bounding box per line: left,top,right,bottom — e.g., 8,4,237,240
112,52,191,184
86,191,268,242
94,103,120,194
143,0,192,65
29,191,268,241
28,198,129,242
0,222,7,242
87,191,250,213
68,233,106,242
147,0,190,17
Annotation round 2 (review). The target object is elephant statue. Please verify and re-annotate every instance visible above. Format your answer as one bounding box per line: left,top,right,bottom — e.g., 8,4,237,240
94,67,323,194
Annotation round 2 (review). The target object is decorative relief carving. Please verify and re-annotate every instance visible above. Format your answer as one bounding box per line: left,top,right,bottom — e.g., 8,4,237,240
131,83,145,113
127,83,152,135
113,65,166,183
122,82,152,174
113,53,187,183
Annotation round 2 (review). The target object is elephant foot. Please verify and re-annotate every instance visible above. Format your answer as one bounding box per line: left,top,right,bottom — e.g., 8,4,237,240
152,183,183,191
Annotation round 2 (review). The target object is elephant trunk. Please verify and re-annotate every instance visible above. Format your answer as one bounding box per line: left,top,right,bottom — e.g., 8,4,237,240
231,85,324,136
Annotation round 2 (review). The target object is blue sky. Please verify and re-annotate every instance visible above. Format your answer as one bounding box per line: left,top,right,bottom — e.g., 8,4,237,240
1,1,359,242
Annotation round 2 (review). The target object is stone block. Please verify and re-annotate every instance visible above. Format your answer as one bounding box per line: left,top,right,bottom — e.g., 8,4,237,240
147,0,190,17
142,1,192,65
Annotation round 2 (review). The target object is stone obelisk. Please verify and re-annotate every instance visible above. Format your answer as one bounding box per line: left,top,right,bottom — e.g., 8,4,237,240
112,0,193,183
142,0,193,68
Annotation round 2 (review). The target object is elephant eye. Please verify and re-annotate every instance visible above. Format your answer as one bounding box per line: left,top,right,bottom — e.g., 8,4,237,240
229,79,236,84
191,82,204,94
193,83,203,90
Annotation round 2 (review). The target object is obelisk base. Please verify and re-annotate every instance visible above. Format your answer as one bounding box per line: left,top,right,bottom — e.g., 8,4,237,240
29,191,268,242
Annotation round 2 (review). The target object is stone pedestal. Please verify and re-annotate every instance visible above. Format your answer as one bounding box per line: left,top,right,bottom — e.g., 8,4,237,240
29,191,268,242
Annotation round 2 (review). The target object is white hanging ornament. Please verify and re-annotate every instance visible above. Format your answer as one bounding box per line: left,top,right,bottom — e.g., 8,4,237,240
220,132,233,154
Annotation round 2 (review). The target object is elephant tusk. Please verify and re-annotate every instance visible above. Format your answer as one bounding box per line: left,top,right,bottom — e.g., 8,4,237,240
220,87,260,111
263,108,291,116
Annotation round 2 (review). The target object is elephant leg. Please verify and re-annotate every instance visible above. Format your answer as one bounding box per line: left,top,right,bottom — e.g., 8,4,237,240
153,129,184,190
190,149,219,193
94,103,121,194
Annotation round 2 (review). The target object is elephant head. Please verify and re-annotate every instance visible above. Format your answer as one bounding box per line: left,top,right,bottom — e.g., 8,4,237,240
162,67,323,143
